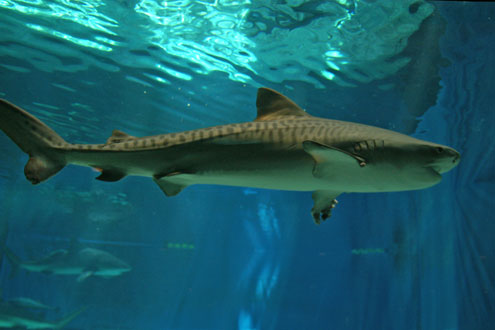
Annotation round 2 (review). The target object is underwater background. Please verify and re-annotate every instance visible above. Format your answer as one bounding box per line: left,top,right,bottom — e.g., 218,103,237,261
0,0,493,329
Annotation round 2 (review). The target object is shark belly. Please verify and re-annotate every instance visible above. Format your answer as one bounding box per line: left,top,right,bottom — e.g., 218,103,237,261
66,143,325,191
170,164,320,191
65,141,440,193
185,162,441,193
22,263,81,275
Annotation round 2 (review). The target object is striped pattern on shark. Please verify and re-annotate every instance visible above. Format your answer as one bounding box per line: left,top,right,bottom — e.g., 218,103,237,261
0,88,460,224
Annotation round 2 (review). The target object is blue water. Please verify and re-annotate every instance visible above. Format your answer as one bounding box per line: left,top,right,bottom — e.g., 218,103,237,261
0,1,494,329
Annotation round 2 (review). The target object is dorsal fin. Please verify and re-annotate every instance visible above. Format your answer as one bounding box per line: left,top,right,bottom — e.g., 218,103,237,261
255,88,311,121
106,130,136,144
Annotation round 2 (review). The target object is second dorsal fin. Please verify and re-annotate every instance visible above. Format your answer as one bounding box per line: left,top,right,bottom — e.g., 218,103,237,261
106,130,136,144
255,88,311,121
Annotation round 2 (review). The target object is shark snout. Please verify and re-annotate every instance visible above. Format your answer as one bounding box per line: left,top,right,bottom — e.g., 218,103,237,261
122,263,132,272
433,146,460,174
114,260,132,273
451,149,461,165
99,261,131,276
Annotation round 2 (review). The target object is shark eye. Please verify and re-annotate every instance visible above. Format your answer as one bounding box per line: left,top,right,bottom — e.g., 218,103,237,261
436,147,444,154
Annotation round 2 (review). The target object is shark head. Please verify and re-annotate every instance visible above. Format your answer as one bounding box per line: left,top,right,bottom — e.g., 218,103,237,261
78,248,131,277
366,137,461,190
99,257,132,276
390,139,459,171
97,256,131,276
430,145,461,181
96,263,131,276
319,130,461,193
424,144,461,175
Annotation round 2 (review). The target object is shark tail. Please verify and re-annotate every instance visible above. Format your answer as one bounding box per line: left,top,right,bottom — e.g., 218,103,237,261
55,306,87,329
0,99,67,184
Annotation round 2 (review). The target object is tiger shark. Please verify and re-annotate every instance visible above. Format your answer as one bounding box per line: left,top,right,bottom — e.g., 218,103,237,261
0,88,460,224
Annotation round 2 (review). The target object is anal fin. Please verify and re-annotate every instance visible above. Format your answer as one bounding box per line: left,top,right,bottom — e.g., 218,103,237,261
95,169,126,182
153,172,190,197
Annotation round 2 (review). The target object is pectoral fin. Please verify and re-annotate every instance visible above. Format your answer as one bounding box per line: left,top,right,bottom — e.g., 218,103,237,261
153,172,191,197
95,169,126,182
302,141,366,179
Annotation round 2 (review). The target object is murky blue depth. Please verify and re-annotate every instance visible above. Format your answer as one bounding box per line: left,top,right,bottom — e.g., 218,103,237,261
0,1,493,329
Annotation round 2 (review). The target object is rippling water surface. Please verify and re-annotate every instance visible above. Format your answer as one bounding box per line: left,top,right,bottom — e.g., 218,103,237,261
0,0,433,87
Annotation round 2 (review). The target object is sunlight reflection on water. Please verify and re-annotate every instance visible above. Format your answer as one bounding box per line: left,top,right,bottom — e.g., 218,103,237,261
0,0,433,87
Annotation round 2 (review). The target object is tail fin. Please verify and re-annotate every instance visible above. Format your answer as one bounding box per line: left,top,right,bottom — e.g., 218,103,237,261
55,306,87,329
0,99,67,184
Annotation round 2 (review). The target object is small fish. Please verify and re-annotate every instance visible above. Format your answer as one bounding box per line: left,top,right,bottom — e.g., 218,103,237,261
0,88,460,224
4,246,131,282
